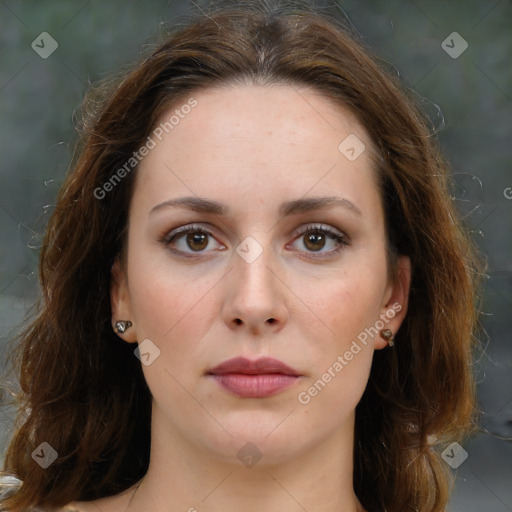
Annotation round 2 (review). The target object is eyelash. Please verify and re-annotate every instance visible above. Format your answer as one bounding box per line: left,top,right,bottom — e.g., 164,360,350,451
161,223,350,260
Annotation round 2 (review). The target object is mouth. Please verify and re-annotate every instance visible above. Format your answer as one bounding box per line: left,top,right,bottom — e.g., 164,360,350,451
207,356,302,398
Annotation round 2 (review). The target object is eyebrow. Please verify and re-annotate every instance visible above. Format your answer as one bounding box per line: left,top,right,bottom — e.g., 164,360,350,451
149,195,362,217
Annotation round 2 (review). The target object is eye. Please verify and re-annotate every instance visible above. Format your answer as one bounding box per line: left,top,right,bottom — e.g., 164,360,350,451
289,223,349,258
161,224,224,257
161,223,349,260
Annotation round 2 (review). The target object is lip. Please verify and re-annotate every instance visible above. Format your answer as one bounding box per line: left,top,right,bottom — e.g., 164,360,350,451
207,357,301,398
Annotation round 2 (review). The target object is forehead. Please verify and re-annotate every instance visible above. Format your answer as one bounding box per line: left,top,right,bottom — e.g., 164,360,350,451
151,83,368,156
133,83,382,224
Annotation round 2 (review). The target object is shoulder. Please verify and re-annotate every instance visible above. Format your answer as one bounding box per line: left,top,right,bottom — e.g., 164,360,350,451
0,475,83,512
0,475,134,512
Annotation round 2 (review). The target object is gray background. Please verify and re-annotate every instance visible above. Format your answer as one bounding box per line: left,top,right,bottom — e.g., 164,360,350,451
0,1,511,510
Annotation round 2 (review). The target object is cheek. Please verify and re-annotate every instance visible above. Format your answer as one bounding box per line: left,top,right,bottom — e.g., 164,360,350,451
126,256,220,403
126,252,226,386
292,262,387,413
301,263,388,347
126,237,214,334
294,280,378,429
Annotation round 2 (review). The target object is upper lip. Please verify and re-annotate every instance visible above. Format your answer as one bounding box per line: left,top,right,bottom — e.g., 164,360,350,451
207,357,301,376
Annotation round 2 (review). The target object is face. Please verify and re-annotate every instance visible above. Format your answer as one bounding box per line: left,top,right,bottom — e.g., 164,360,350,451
111,83,410,465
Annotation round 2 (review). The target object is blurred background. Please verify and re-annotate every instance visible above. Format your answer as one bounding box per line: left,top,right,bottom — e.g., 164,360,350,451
0,0,511,510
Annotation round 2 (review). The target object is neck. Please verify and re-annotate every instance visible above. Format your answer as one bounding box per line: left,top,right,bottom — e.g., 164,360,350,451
127,405,364,512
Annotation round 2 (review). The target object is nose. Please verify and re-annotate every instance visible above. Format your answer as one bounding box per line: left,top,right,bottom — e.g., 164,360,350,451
222,242,289,335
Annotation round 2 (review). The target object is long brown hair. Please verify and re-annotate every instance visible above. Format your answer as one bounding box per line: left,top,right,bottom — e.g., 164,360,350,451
1,2,482,511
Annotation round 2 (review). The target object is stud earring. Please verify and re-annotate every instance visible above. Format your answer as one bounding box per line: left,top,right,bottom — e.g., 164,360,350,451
114,320,132,334
380,328,394,347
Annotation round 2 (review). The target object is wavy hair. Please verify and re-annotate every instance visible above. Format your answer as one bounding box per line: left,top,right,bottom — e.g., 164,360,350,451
1,2,482,511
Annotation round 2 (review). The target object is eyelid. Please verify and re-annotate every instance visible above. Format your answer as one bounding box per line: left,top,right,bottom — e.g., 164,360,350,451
161,223,217,243
293,223,347,240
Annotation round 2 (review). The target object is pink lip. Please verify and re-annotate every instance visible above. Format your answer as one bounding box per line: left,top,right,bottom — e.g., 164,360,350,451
207,357,301,398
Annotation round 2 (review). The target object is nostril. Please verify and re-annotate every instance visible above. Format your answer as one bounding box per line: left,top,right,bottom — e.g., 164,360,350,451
234,318,243,325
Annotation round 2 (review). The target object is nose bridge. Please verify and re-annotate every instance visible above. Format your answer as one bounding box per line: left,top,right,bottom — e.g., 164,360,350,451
223,234,287,332
233,238,276,303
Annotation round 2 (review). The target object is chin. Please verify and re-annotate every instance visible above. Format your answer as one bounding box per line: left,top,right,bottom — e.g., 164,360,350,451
193,413,311,467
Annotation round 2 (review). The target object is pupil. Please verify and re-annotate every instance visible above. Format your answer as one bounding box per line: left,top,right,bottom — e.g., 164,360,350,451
305,233,325,251
187,233,208,251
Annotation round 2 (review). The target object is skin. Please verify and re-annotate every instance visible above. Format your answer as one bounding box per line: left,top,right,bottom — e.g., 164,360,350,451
72,83,410,512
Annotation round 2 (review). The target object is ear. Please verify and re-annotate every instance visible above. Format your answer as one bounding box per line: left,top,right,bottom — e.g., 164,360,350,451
375,254,411,350
111,258,138,343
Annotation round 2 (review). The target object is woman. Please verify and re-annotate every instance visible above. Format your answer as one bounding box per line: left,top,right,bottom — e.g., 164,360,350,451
0,1,482,511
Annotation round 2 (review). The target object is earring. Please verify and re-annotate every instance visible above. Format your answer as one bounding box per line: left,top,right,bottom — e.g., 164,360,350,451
114,320,132,334
380,328,394,347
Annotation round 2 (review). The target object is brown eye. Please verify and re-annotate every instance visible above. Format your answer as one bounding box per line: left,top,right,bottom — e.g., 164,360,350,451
290,224,349,259
162,225,225,257
303,232,326,251
186,232,209,251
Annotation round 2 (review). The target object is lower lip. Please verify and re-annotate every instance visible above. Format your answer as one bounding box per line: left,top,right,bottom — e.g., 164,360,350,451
210,373,300,398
